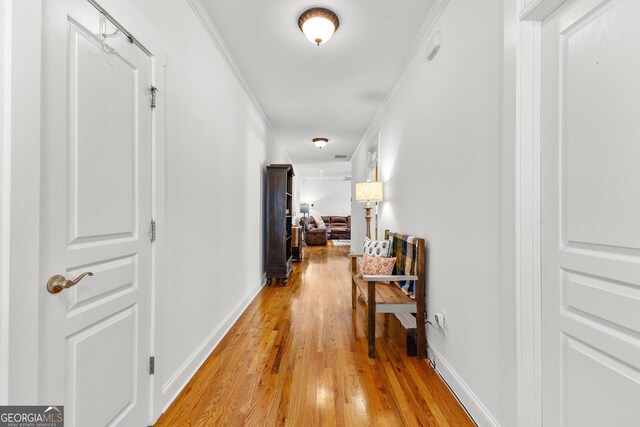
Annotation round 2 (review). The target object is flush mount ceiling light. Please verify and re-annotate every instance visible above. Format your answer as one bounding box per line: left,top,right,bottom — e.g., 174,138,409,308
313,137,328,149
298,8,340,46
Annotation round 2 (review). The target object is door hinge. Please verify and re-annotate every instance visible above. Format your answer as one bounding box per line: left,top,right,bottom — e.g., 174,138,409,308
150,219,156,242
149,356,155,375
150,85,158,109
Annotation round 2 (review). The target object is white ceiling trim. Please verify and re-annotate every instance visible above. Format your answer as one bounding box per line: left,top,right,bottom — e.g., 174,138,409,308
351,0,450,159
186,0,276,135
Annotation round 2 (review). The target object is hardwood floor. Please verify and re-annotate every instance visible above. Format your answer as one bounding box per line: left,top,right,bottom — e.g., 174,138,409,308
154,243,474,426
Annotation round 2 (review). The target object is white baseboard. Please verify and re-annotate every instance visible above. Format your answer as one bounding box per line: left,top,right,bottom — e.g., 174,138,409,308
432,348,501,427
161,275,267,410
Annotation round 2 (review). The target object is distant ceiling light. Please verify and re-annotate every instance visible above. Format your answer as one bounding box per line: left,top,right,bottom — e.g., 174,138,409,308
313,137,328,149
298,8,340,46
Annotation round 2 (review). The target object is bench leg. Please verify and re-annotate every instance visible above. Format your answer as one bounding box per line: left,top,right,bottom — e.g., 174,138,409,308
351,278,356,309
367,282,376,358
417,309,426,359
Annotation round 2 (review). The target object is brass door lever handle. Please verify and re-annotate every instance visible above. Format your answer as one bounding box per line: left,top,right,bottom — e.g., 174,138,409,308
47,272,94,294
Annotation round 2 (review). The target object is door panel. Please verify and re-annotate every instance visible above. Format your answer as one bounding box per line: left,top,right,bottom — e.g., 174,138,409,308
564,337,640,427
541,0,640,425
560,0,640,250
68,306,137,427
564,271,640,333
40,1,152,426
70,19,137,243
66,255,137,314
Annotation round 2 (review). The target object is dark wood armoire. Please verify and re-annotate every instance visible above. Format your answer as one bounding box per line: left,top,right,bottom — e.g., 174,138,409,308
265,164,294,285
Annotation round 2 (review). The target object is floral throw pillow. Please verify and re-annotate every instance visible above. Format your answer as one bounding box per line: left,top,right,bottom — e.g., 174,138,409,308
358,255,396,283
363,239,391,257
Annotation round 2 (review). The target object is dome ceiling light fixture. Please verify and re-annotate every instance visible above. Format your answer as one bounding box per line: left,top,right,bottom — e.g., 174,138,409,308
313,137,329,149
298,8,340,46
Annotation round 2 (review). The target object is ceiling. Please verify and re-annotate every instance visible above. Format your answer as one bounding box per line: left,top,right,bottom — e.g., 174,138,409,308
200,0,436,175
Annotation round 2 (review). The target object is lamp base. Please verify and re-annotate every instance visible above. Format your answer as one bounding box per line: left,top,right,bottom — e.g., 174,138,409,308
364,206,372,239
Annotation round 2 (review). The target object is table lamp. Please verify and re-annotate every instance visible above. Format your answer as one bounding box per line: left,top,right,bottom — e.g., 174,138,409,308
300,203,310,218
355,181,383,239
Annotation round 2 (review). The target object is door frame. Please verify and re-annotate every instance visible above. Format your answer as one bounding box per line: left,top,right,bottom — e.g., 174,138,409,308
2,0,166,424
514,1,567,426
0,0,10,406
2,0,43,405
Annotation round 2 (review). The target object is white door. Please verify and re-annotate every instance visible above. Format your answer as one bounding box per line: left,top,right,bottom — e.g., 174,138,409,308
39,0,153,425
541,0,640,425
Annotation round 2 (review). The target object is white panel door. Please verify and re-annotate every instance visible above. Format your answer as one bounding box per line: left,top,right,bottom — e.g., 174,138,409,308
40,0,152,425
541,0,640,425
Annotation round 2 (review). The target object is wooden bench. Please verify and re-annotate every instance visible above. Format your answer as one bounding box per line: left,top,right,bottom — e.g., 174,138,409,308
350,231,426,358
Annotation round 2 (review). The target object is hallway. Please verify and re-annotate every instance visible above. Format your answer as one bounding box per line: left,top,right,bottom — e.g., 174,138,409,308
155,244,474,426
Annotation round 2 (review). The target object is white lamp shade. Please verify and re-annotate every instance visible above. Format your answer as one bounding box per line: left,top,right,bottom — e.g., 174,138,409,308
302,16,336,45
355,181,383,202
313,139,327,149
300,203,310,214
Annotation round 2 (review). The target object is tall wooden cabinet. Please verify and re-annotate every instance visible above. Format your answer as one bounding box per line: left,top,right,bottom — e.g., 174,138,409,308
265,164,294,285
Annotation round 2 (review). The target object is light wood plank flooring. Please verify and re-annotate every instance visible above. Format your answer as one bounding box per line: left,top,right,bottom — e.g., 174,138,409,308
154,243,474,426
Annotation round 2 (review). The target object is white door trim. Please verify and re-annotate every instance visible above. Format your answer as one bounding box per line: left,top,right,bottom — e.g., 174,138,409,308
0,0,11,405
3,0,42,405
149,55,166,427
515,1,567,426
521,0,568,20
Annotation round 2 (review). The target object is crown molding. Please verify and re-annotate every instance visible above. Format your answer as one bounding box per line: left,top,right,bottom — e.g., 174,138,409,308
519,0,566,21
186,0,276,135
351,0,450,159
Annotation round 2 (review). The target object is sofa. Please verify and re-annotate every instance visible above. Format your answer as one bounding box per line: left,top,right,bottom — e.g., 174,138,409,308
300,216,351,245
325,216,351,240
300,218,327,245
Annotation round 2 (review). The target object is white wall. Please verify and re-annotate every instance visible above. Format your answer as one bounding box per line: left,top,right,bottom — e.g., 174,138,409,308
291,171,302,219
300,179,351,217
351,0,516,425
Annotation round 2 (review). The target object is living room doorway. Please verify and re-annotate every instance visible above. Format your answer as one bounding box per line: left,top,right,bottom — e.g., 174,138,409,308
299,168,352,247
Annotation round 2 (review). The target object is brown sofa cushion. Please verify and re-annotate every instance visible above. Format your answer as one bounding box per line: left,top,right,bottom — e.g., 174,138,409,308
307,228,325,235
330,230,350,239
330,216,348,225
